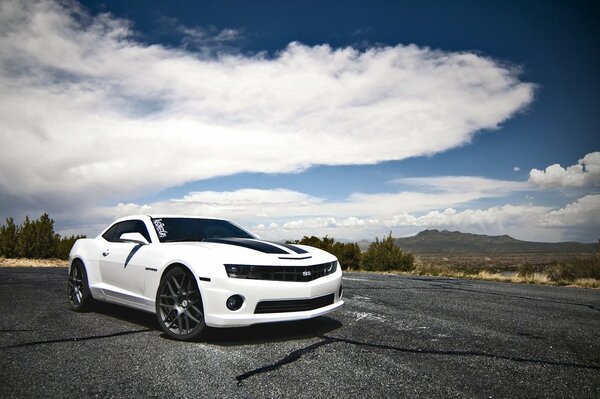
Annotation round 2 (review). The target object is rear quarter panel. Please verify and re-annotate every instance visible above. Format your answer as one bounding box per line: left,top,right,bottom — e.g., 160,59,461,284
69,238,102,288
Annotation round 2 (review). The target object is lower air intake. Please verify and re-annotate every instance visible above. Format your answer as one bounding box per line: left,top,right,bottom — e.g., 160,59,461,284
254,293,334,314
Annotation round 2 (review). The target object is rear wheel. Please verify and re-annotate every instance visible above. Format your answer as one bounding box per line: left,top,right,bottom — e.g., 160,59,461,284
156,266,206,341
68,260,92,311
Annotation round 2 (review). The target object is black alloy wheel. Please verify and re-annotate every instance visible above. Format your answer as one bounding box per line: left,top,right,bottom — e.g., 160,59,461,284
68,260,92,311
156,266,206,341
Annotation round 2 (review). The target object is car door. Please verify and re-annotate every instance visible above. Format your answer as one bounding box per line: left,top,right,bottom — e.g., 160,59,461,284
99,219,152,296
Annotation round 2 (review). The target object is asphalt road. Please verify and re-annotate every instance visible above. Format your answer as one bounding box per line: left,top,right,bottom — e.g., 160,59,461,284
1,268,599,398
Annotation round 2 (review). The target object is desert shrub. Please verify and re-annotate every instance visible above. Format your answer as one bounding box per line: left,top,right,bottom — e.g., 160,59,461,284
517,262,536,278
332,241,362,271
362,232,415,272
546,262,577,282
546,255,600,282
289,236,362,271
413,262,452,276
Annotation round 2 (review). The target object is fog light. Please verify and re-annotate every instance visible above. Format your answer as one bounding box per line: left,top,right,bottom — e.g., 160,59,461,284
226,295,244,311
339,284,343,298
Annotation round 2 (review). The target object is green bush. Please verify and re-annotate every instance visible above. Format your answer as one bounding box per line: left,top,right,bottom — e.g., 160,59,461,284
288,236,362,271
0,214,85,259
55,235,85,259
0,217,18,258
333,241,362,271
362,232,414,272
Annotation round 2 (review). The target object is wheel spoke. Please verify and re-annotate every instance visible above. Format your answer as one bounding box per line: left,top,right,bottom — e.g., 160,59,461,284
171,276,181,291
185,310,200,323
159,302,175,310
165,309,178,329
184,312,190,332
180,274,187,293
189,304,203,317
177,314,183,334
166,281,176,296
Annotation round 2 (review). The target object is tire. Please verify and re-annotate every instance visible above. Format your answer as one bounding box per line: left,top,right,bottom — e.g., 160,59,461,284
68,259,92,311
156,266,206,341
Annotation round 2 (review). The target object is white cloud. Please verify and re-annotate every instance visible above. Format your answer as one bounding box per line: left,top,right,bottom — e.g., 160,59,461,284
63,182,580,242
385,205,550,229
542,194,600,227
40,181,595,242
513,166,520,172
0,0,535,217
89,176,528,227
156,16,243,55
391,176,530,194
528,152,600,188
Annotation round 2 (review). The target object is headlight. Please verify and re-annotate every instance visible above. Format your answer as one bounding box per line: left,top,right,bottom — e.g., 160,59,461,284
326,261,337,274
225,264,250,279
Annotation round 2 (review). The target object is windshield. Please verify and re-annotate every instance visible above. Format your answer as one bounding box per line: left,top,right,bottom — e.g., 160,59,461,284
151,218,255,243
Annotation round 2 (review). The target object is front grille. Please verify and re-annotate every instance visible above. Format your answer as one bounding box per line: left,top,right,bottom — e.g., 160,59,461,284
254,293,335,314
224,261,337,282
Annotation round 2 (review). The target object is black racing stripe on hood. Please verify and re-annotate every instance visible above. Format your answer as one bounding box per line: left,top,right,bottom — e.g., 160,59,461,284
203,238,290,254
278,243,309,254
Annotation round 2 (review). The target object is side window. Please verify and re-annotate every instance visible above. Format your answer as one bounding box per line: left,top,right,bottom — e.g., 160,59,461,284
102,223,121,242
131,220,152,243
102,220,151,243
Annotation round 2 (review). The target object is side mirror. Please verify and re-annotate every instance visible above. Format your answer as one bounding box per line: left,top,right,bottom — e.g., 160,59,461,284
120,232,149,245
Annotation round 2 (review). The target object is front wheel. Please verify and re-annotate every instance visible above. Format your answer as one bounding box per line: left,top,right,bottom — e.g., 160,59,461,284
156,266,206,341
68,260,92,311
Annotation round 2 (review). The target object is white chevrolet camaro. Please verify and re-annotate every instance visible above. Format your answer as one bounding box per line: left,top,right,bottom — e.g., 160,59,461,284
68,215,344,340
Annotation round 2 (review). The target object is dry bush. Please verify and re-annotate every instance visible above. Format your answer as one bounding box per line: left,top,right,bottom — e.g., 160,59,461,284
0,257,68,267
546,255,600,283
572,278,600,289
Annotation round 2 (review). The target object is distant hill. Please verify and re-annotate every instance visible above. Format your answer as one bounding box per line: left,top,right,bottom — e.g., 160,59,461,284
394,229,598,253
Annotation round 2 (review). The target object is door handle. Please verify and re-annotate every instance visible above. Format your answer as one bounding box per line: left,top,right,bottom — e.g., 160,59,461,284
102,250,109,257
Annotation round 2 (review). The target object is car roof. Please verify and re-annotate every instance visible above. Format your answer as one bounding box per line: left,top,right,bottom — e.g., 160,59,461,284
112,215,229,223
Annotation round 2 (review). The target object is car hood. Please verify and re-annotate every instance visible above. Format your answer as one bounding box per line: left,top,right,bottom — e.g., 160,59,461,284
164,238,334,264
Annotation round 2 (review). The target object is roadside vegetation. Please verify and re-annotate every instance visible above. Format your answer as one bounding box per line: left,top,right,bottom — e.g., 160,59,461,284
0,214,84,260
411,250,600,288
1,213,598,288
292,233,599,289
289,232,415,272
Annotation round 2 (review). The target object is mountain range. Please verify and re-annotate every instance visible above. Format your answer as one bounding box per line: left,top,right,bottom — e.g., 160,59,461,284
394,229,598,253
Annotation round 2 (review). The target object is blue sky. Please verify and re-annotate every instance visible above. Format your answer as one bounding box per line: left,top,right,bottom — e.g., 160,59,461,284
0,0,598,242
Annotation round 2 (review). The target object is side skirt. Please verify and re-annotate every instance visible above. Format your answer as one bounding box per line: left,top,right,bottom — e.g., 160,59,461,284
90,286,155,313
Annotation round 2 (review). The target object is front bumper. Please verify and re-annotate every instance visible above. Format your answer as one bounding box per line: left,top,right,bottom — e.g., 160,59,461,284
200,271,344,327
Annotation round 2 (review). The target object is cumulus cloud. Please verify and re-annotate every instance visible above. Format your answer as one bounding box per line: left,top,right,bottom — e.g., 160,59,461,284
90,176,528,226
0,0,535,217
528,152,600,188
64,181,555,240
542,194,600,227
385,205,550,229
43,181,595,242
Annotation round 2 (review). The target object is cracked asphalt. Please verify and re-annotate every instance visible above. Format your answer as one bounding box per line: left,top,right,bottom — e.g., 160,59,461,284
1,267,599,398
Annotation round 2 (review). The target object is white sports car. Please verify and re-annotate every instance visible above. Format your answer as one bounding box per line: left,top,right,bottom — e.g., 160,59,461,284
68,215,344,340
